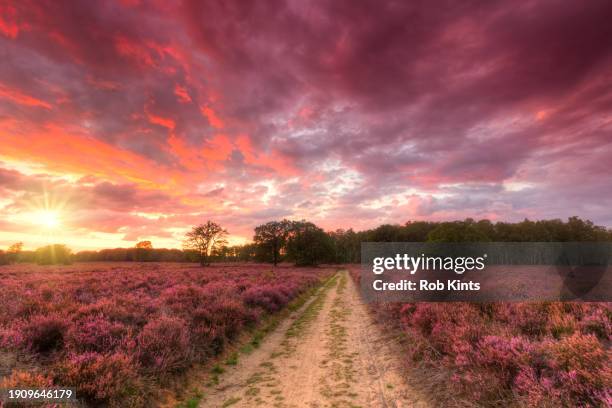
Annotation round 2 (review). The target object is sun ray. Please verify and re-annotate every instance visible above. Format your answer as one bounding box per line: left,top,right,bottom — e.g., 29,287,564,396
33,210,61,229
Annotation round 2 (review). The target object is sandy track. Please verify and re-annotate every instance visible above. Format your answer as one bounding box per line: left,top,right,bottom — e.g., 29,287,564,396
200,271,430,408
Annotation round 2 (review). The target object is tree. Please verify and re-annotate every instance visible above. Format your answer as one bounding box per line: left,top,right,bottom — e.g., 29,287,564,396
403,221,440,241
368,224,402,242
253,220,293,266
211,244,230,261
6,242,23,263
135,240,153,261
233,243,257,262
427,220,491,242
286,221,334,266
35,244,72,265
135,241,153,249
183,221,228,266
329,229,360,263
8,242,23,253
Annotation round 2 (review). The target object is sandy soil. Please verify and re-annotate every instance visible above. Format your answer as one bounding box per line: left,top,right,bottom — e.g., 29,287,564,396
200,271,431,408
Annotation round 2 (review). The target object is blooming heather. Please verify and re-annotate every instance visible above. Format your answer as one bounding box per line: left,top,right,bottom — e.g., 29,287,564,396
0,263,331,406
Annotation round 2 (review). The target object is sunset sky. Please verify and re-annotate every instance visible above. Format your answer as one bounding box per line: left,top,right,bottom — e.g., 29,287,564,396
1,0,611,250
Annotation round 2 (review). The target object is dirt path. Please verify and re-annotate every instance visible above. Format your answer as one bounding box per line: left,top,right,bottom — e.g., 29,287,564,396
200,271,430,408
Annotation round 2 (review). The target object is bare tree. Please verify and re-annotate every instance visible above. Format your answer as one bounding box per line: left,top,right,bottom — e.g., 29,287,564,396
183,221,228,266
8,242,23,253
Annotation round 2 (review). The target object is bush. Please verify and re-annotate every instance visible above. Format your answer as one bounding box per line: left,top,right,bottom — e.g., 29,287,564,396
54,352,143,407
579,308,611,340
242,285,290,313
540,333,610,405
67,316,127,352
136,316,191,374
203,297,249,339
514,366,562,407
509,303,550,337
0,369,53,388
21,314,69,353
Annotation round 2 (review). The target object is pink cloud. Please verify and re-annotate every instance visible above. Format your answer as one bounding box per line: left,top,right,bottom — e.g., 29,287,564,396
1,0,611,249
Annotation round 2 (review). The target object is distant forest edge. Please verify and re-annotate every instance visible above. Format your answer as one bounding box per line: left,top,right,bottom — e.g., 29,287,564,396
1,217,611,266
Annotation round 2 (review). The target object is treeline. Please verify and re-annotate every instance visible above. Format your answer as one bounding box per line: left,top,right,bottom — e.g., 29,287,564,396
0,244,73,265
74,247,194,263
243,216,612,265
1,217,610,266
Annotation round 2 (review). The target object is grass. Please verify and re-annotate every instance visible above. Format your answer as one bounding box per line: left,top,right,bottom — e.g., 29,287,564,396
177,397,201,408
246,371,264,386
225,352,238,366
205,374,220,387
286,274,338,340
222,396,241,407
211,364,225,374
259,361,274,369
240,343,254,354
175,389,204,408
210,364,225,374
250,331,264,348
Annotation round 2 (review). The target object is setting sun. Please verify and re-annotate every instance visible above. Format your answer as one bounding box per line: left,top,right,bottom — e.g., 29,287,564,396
33,210,61,229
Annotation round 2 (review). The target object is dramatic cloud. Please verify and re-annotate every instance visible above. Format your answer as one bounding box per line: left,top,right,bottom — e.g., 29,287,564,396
1,0,611,249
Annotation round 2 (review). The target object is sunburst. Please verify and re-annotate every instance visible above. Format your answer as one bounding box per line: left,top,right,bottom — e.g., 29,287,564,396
20,185,71,232
33,210,61,229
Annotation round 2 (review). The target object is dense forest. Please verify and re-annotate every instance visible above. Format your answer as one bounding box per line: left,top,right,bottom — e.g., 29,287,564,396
1,216,611,266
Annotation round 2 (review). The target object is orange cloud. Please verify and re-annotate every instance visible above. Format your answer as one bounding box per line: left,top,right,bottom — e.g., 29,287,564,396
174,84,192,103
146,109,175,129
0,84,51,109
235,134,298,176
167,133,204,171
0,125,176,190
200,105,224,129
202,134,233,161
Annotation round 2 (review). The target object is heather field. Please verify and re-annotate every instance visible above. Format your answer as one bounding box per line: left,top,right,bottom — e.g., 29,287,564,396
0,263,333,406
348,268,612,407
3,0,612,406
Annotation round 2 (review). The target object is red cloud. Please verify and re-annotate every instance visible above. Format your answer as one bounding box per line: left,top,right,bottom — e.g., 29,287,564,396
0,84,51,108
200,105,224,129
1,0,611,249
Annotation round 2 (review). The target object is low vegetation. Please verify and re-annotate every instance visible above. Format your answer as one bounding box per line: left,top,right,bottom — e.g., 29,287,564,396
0,263,332,406
364,299,611,407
